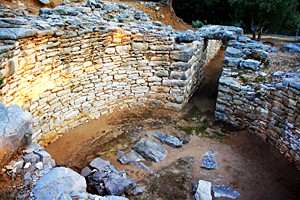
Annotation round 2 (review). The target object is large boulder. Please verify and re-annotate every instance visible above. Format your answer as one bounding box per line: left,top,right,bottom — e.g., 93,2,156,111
32,167,87,200
0,103,32,167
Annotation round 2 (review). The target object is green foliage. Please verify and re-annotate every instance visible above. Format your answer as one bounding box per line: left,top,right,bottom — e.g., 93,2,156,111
173,0,300,36
191,20,205,28
228,0,300,35
173,0,234,26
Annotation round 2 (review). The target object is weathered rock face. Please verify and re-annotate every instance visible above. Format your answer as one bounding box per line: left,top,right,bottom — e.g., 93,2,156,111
0,1,222,145
32,167,86,200
0,103,32,167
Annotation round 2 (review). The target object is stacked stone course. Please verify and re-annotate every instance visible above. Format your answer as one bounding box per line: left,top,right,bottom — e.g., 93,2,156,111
0,2,222,144
215,38,300,167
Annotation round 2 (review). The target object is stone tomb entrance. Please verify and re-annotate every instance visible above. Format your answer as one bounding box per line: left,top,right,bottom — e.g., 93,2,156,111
188,45,225,113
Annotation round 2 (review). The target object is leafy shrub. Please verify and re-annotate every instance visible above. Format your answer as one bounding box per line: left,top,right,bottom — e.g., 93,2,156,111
191,20,205,28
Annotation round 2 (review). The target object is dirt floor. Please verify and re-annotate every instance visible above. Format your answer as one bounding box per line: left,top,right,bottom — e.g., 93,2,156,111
44,49,300,200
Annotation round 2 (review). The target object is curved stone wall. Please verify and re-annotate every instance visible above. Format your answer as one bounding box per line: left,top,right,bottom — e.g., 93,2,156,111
0,2,222,144
215,37,300,168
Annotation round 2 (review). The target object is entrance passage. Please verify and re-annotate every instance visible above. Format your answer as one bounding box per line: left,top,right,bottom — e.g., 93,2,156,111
189,47,225,112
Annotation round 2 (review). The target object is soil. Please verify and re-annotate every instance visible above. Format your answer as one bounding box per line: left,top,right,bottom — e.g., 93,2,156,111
44,49,300,200
0,0,193,31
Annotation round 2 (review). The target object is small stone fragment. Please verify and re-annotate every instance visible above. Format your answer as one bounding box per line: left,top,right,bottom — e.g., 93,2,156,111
38,0,50,5
212,185,240,199
117,151,131,164
23,162,31,169
80,166,93,177
200,151,218,170
23,153,40,163
195,180,212,200
35,162,43,170
127,186,144,196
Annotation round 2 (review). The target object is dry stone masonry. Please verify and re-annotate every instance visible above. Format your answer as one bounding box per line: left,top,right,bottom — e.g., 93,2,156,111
0,1,221,145
215,37,300,168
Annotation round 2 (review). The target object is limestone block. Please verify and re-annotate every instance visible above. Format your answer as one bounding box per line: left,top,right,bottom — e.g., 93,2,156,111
148,76,162,82
132,42,149,51
105,47,116,54
114,74,128,80
132,86,149,93
116,45,131,54
151,86,170,93
136,79,146,84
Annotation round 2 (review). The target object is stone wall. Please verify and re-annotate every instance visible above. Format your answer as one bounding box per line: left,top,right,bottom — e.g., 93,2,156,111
0,2,222,145
205,39,223,63
215,37,300,168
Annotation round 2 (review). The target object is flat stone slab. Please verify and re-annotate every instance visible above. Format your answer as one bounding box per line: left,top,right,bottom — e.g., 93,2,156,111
154,131,183,148
0,28,37,40
195,180,212,200
240,59,261,71
197,25,243,40
212,185,240,199
225,47,244,58
200,151,218,170
117,151,152,173
89,157,117,173
133,138,167,162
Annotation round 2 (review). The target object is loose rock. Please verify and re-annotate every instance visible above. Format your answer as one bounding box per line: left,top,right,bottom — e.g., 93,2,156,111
212,185,240,199
194,180,212,200
133,138,167,162
154,131,183,148
200,151,218,170
32,167,87,200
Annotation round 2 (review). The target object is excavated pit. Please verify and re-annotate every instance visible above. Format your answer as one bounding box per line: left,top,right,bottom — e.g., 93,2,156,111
45,49,300,200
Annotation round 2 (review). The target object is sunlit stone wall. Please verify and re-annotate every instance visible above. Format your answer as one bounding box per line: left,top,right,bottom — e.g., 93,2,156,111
0,28,222,145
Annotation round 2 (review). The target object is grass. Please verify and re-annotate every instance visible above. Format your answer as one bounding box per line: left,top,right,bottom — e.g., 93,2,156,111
178,125,208,135
178,107,225,139
254,74,265,83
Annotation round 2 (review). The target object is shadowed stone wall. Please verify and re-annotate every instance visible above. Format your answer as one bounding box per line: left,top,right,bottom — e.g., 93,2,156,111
215,37,300,168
